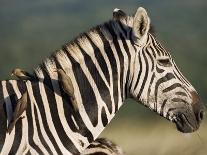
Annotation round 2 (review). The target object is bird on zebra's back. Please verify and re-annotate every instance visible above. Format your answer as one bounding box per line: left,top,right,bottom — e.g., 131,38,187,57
11,68,35,81
55,68,78,111
7,91,28,134
82,138,124,155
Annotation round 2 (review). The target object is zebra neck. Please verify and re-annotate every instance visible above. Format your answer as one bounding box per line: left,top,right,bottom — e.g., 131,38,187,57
30,71,125,153
30,22,133,153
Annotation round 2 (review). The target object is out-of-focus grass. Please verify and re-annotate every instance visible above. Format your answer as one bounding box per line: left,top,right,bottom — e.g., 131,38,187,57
100,101,207,155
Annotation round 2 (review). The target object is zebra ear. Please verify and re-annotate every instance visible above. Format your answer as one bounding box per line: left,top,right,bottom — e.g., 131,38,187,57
113,8,127,20
133,7,150,39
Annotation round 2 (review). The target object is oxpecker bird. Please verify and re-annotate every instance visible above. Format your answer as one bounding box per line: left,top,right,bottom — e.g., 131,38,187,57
56,69,78,111
11,68,34,80
7,91,28,134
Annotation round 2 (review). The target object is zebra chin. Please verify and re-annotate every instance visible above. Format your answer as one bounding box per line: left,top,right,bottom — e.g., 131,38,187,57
172,111,200,133
171,92,205,133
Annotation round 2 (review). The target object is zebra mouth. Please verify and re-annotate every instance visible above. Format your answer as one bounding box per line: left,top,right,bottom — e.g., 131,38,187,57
173,113,199,133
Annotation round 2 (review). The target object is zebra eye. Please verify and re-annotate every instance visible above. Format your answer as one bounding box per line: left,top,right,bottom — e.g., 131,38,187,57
157,58,172,67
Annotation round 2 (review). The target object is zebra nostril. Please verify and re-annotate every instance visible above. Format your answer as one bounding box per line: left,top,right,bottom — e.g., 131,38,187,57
198,110,205,122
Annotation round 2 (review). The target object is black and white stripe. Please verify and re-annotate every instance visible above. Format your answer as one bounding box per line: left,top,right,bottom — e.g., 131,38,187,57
0,7,204,154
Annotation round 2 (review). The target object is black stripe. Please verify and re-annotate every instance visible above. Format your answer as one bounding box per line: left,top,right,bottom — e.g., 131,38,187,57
85,34,110,86
147,73,155,104
163,83,182,93
149,46,156,59
64,46,100,130
160,99,168,116
53,57,80,132
129,29,137,51
133,51,142,91
118,21,127,37
5,82,16,111
119,33,131,98
25,150,32,155
16,81,27,94
54,56,88,134
105,22,124,102
101,108,108,127
26,93,44,155
175,92,187,97
119,33,131,65
63,49,94,143
146,48,154,71
33,105,52,154
154,73,175,103
10,120,23,154
136,49,149,100
120,34,131,98
59,82,94,142
76,43,113,114
63,49,99,129
55,54,94,142
156,66,164,73
9,89,23,154
42,66,79,154
31,81,62,154
125,70,130,97
97,25,119,112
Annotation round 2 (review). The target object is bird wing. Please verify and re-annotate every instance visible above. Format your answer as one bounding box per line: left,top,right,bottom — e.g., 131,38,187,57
7,91,28,134
13,91,28,120
58,69,74,95
63,76,74,95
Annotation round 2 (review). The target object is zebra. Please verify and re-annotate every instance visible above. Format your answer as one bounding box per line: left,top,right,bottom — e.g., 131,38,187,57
0,6,205,154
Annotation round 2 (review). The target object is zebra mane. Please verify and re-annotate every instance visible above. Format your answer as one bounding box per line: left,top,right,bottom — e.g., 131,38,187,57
33,19,127,79
33,14,155,79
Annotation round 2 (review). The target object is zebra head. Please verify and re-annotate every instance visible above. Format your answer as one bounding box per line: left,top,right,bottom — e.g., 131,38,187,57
113,7,205,133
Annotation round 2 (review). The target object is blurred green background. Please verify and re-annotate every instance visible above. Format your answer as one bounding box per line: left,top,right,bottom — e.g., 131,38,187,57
0,0,207,155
